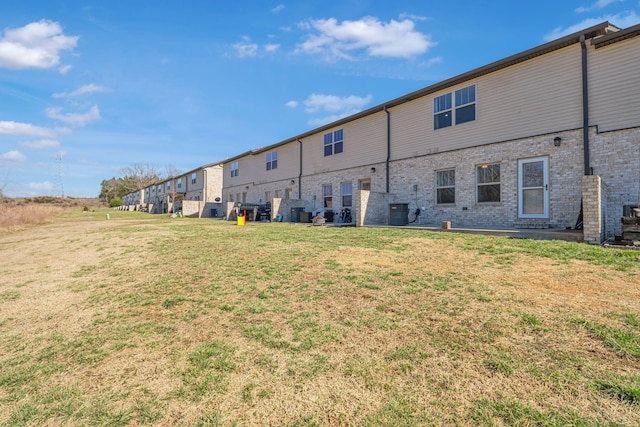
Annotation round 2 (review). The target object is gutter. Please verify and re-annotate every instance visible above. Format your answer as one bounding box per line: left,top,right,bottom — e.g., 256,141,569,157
384,106,390,193
298,139,303,197
580,34,592,175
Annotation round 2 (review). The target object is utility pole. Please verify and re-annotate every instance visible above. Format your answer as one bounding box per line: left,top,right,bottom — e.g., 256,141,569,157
53,153,64,198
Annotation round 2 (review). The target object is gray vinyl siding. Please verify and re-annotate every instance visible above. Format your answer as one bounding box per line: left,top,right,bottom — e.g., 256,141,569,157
256,141,299,184
589,38,640,132
302,112,387,175
391,45,584,160
223,142,299,187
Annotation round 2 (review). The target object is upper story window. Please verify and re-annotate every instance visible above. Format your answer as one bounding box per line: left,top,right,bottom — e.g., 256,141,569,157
477,163,501,203
266,151,278,170
166,182,171,190
324,129,344,156
231,162,239,177
177,178,182,189
434,84,476,130
191,173,197,184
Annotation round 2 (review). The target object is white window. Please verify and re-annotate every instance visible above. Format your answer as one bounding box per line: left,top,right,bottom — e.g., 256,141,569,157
324,129,344,156
477,163,501,203
434,84,476,130
436,169,455,204
231,162,239,177
359,179,371,191
323,184,332,208
341,182,352,207
191,173,197,184
266,151,278,170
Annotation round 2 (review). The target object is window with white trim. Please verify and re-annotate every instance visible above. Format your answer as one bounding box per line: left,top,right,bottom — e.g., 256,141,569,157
324,129,344,156
436,169,455,204
434,84,476,130
341,182,352,207
191,173,197,184
231,162,239,177
266,151,278,170
323,184,332,208
477,163,501,203
177,178,182,189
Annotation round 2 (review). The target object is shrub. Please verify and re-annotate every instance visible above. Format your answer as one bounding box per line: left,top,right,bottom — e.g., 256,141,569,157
109,198,122,207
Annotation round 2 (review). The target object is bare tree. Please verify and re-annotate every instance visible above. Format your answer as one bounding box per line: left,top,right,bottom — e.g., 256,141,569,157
162,164,182,180
0,173,11,201
119,163,161,190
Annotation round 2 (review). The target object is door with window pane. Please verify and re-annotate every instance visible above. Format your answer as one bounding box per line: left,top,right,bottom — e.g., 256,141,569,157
518,157,548,218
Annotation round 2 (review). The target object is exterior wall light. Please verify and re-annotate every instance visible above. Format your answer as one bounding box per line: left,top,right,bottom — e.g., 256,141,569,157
291,179,295,184
371,167,376,173
554,136,562,146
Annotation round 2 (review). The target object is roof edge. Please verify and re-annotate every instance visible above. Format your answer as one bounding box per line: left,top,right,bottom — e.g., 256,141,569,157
223,21,615,163
593,22,640,48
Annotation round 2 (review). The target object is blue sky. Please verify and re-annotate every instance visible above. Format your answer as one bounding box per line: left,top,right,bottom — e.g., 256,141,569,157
1,0,639,198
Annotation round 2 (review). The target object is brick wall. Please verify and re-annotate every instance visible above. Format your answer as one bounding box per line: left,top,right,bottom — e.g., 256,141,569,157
582,175,602,244
589,127,640,239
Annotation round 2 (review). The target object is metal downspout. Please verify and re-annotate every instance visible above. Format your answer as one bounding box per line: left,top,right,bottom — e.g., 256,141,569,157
384,106,390,193
297,139,303,198
580,34,591,176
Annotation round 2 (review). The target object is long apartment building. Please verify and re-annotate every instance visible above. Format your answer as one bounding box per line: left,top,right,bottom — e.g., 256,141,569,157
124,22,640,244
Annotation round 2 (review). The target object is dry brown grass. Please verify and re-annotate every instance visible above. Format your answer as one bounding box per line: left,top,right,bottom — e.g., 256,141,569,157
0,211,639,426
0,197,104,232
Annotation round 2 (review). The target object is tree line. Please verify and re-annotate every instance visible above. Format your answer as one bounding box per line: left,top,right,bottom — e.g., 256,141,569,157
99,163,181,206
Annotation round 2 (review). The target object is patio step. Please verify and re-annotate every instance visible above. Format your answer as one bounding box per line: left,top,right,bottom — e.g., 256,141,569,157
513,221,550,229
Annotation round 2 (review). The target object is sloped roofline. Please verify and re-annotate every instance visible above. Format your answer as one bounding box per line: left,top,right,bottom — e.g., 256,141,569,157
223,21,618,162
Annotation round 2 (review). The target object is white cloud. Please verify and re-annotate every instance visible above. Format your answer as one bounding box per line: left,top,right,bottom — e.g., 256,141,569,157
265,43,280,52
19,139,60,149
53,83,109,99
303,93,373,113
544,11,640,41
300,93,373,126
296,16,435,61
272,4,285,13
399,13,429,22
576,0,623,13
45,104,101,127
28,181,54,192
0,150,26,164
0,120,57,138
0,20,78,70
59,64,72,74
424,56,444,67
285,100,299,108
233,36,259,58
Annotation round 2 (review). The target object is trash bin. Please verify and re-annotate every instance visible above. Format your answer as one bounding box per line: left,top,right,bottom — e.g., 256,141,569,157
324,210,334,223
290,207,304,222
237,214,246,226
300,211,311,223
276,214,283,222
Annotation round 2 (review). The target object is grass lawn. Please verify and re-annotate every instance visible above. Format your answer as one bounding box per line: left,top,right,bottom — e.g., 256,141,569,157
0,209,639,426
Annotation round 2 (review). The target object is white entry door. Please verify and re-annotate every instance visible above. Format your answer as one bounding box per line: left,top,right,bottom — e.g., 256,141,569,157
518,157,549,218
